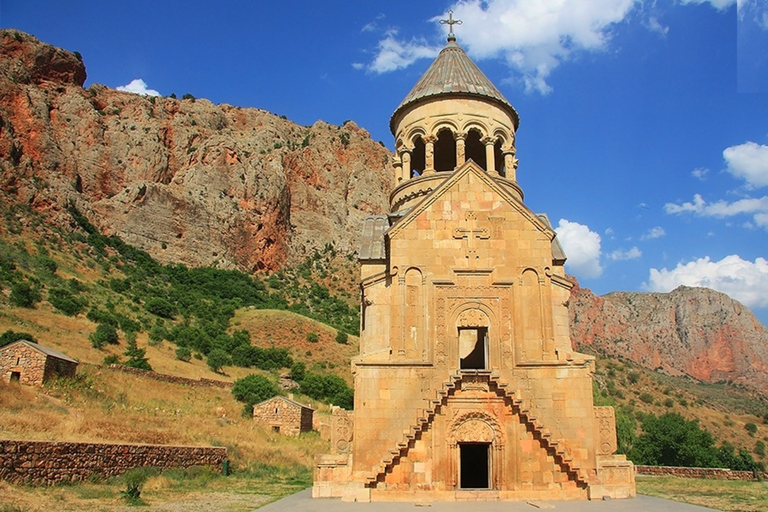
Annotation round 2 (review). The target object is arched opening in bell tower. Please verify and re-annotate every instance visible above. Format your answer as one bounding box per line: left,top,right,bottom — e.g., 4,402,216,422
434,128,457,172
465,129,486,170
494,140,504,176
411,135,426,177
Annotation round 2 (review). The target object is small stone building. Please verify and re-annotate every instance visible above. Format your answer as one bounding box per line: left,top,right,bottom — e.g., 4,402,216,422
0,340,78,386
253,395,314,436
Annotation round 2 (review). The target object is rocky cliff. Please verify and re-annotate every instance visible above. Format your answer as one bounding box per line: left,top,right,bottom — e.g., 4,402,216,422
569,282,768,394
0,30,393,272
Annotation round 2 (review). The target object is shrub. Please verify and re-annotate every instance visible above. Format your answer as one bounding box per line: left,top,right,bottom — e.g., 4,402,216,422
290,362,306,382
335,330,348,345
103,354,121,365
120,467,158,505
639,393,654,404
756,440,766,458
627,371,640,384
300,373,354,410
232,374,278,416
207,348,230,373
9,282,40,308
306,332,319,343
0,330,37,347
48,287,87,316
144,297,175,319
90,323,119,349
629,413,717,468
746,423,758,437
664,398,674,408
175,346,192,362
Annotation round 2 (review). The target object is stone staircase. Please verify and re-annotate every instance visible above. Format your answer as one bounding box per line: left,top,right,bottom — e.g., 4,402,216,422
364,370,591,487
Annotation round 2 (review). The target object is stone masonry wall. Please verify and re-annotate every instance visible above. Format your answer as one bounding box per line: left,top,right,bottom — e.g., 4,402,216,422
252,397,312,435
0,440,227,485
0,344,46,386
635,465,766,481
107,364,232,389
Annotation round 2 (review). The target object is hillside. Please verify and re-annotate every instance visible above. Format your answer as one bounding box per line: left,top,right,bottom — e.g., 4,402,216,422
0,29,394,273
570,282,768,396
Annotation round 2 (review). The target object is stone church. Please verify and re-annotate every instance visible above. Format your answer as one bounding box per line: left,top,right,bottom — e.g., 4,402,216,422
314,26,635,502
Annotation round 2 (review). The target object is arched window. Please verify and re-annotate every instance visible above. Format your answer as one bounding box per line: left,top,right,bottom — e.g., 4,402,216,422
434,128,457,172
494,140,504,176
411,135,426,177
465,129,486,170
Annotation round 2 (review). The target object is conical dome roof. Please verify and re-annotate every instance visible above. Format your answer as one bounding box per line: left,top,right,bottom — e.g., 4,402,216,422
390,39,519,134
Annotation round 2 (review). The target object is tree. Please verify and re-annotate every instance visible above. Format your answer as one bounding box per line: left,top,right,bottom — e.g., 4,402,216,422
9,282,40,308
0,330,36,347
335,330,348,345
123,339,152,371
90,323,119,349
144,297,175,319
290,362,306,382
629,413,716,468
231,374,278,417
175,346,192,362
207,348,230,373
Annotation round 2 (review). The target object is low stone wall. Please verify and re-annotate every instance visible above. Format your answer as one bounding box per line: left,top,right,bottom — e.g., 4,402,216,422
107,364,232,389
636,465,766,481
0,440,227,485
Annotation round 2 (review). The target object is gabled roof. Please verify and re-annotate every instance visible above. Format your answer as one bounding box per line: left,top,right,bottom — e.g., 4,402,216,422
257,395,314,411
359,215,389,262
0,339,78,364
387,160,552,241
391,39,519,133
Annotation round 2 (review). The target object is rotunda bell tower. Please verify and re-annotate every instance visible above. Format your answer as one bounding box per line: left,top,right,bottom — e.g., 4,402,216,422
389,30,522,214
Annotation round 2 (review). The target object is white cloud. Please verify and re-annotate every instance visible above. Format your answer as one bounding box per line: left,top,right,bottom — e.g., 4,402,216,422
691,167,709,180
646,16,669,35
665,193,768,228
723,141,768,188
646,255,768,309
641,226,666,240
608,246,642,261
555,219,603,279
680,0,736,10
366,0,638,93
368,32,440,73
116,78,160,96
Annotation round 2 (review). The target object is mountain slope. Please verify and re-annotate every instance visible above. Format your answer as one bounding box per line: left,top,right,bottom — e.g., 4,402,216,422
570,282,768,395
0,29,393,273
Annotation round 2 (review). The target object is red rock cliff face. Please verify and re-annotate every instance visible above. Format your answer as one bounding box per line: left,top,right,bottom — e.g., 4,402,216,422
0,30,393,272
569,282,768,394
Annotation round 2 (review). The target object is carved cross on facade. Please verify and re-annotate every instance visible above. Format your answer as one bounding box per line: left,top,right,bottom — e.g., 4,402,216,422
453,211,489,259
440,10,462,39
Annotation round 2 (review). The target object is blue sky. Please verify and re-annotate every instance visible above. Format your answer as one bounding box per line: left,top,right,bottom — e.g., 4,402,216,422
3,0,768,325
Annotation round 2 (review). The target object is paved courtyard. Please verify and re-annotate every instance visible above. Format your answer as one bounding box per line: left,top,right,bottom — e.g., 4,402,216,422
258,489,718,512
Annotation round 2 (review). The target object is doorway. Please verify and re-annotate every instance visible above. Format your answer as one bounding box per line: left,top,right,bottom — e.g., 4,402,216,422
459,443,490,489
459,327,488,369
10,372,21,383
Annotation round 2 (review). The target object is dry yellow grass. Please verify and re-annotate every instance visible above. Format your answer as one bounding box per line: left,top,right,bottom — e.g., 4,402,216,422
637,475,768,512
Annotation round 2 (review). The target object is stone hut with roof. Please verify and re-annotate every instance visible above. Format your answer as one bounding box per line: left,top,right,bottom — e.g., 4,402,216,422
313,21,635,503
0,340,78,386
253,395,314,436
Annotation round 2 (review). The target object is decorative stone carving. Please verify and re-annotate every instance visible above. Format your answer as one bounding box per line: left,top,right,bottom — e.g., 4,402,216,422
594,406,618,456
448,411,503,445
457,308,489,327
331,407,354,454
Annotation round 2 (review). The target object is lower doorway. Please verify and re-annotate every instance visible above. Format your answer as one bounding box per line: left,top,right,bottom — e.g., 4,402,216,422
459,442,490,489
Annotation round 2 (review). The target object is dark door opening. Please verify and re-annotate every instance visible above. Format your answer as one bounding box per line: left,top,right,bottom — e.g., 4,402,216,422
460,443,490,489
459,327,488,369
10,371,21,383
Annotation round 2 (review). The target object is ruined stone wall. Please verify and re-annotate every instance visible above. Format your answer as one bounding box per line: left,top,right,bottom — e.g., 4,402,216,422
0,440,227,485
635,465,766,481
107,364,232,388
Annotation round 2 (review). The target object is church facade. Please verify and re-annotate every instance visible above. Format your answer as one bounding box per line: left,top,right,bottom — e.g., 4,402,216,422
314,29,635,503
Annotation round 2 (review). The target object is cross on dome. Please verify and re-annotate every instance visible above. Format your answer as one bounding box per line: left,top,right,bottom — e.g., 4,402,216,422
440,10,462,41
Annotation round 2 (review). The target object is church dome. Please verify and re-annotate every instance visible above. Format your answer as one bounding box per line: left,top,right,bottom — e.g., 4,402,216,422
390,39,520,135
